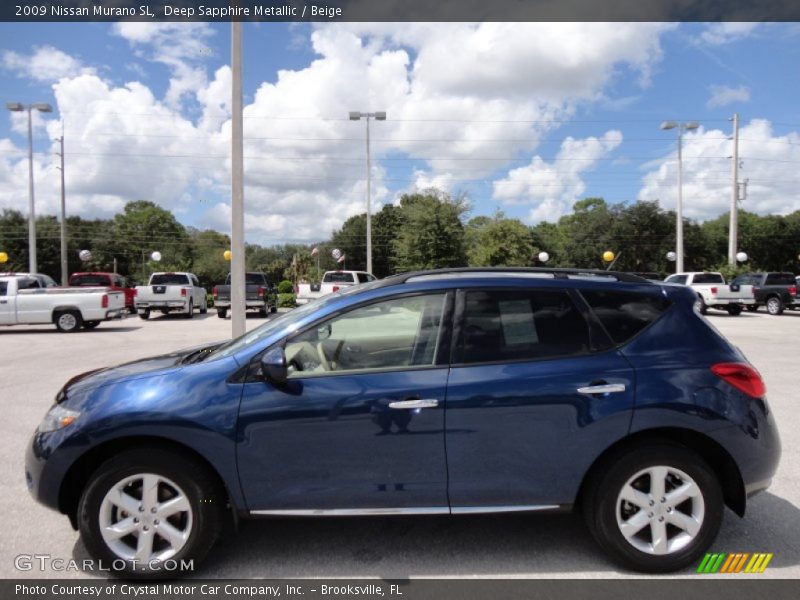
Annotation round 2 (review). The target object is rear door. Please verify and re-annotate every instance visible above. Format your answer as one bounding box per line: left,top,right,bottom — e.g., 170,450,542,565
444,286,636,510
0,280,14,324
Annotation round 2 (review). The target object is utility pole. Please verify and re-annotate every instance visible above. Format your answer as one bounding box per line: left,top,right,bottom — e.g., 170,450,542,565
728,113,740,266
55,124,67,285
230,21,246,339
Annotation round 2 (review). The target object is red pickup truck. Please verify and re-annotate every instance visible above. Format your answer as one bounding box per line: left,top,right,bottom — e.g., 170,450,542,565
68,272,136,313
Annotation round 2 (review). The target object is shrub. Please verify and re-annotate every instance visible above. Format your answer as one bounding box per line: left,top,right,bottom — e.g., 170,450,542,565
277,280,294,294
205,293,214,308
278,293,296,308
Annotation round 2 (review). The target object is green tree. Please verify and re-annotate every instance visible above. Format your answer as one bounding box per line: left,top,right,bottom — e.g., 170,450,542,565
392,190,468,272
465,212,535,266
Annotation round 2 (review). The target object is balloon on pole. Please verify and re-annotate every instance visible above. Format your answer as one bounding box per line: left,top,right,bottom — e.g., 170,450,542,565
537,251,549,263
151,251,162,262
223,250,232,261
736,251,748,263
602,251,615,263
0,252,8,264
666,251,677,262
331,248,342,260
79,249,92,262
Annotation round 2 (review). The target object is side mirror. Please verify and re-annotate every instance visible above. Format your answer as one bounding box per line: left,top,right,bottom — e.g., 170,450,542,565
260,347,287,385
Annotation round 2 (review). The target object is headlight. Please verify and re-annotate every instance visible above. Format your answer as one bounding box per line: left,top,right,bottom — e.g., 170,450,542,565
38,405,80,433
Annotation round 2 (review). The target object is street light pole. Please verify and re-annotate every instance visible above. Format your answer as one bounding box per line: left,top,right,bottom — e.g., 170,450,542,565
230,21,246,339
6,102,53,274
728,113,740,266
349,111,386,274
661,120,699,274
55,124,67,285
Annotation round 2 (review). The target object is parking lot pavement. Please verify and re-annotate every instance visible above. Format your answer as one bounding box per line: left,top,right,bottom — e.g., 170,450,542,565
1,309,798,579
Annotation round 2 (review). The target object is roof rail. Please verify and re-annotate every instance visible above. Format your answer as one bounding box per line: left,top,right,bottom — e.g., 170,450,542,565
390,267,649,284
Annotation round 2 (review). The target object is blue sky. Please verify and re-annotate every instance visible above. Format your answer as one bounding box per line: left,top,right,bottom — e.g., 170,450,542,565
1,22,799,245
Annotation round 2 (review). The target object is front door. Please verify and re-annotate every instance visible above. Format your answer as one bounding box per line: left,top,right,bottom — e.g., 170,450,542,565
237,291,452,513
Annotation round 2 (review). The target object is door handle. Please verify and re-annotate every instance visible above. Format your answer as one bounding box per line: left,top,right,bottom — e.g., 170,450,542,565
388,399,439,409
577,383,626,394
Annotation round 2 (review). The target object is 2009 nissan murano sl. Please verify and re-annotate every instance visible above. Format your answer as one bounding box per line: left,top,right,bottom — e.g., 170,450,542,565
26,268,781,577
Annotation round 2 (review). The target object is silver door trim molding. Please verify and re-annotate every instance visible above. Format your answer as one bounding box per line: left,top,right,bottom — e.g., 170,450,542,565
250,507,450,516
577,383,626,394
250,505,560,517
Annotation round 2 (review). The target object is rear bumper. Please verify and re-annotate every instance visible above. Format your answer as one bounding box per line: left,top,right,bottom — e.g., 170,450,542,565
215,300,266,309
136,300,187,310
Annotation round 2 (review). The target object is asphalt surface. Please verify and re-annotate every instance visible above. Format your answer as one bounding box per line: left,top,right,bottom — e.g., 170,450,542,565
1,307,798,579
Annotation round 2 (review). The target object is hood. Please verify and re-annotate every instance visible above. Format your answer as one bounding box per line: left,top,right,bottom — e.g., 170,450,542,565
56,341,226,402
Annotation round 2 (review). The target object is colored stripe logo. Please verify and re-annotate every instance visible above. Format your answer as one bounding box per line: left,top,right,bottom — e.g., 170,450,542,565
697,552,773,573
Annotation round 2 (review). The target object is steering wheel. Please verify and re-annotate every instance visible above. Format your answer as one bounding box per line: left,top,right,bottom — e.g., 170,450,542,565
317,340,345,371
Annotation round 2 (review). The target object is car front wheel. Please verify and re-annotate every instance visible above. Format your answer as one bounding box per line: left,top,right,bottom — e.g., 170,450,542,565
584,444,723,572
78,449,224,579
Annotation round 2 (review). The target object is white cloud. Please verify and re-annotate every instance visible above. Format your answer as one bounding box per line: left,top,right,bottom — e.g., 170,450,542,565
492,130,623,222
707,84,750,108
0,23,671,245
638,119,800,220
2,45,95,82
697,23,759,46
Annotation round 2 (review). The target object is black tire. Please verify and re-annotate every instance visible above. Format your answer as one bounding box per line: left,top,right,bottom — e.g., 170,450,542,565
200,301,208,315
726,305,742,316
258,307,268,318
185,300,194,319
746,304,759,312
694,295,708,315
138,310,150,320
583,443,723,573
54,310,83,332
82,321,101,329
217,309,227,319
77,449,225,579
270,305,277,314
766,296,784,316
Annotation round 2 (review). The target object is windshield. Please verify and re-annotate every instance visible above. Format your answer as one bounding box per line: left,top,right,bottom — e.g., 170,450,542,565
207,279,384,360
150,274,190,285
71,274,111,286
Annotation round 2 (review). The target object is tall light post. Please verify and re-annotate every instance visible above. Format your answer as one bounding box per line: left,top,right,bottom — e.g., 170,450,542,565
55,122,67,285
660,120,699,273
6,101,53,274
349,111,386,274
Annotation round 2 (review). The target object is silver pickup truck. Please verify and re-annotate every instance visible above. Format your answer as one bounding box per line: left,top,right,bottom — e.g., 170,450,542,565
134,272,207,320
0,275,125,331
664,272,754,316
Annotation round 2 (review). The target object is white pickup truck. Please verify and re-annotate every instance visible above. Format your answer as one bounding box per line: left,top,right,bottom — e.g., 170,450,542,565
134,272,207,320
664,271,754,316
296,270,376,305
0,275,125,332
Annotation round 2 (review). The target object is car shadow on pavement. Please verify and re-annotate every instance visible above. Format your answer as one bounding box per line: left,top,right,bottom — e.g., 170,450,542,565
0,326,141,334
68,491,799,578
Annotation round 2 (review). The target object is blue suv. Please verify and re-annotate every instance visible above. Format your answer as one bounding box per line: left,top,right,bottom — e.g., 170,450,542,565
26,268,781,577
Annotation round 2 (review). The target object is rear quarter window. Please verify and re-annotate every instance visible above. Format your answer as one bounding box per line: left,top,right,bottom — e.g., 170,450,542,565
765,273,795,286
581,290,672,345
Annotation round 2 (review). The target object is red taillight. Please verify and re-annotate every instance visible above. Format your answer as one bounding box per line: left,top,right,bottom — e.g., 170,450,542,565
181,288,187,297
711,362,766,398
790,286,797,297
332,286,340,293
257,286,265,296
212,286,218,299
132,288,137,296
710,286,718,296
101,294,108,308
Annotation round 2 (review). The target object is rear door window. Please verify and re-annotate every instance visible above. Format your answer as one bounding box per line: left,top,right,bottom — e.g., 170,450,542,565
765,273,795,286
455,289,591,364
665,274,687,285
70,274,110,286
0,282,7,296
581,290,672,345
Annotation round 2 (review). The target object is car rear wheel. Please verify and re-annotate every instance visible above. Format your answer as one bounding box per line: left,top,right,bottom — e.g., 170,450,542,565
82,321,101,329
200,299,208,315
138,310,150,320
693,295,707,315
217,309,227,319
54,310,82,332
746,304,759,312
727,305,742,316
584,444,723,572
766,296,784,315
78,449,224,579
185,300,194,319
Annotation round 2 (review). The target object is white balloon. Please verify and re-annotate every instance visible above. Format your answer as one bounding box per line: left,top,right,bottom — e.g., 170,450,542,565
331,248,342,260
151,251,162,262
538,251,549,263
666,251,677,262
736,251,748,263
78,249,92,261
